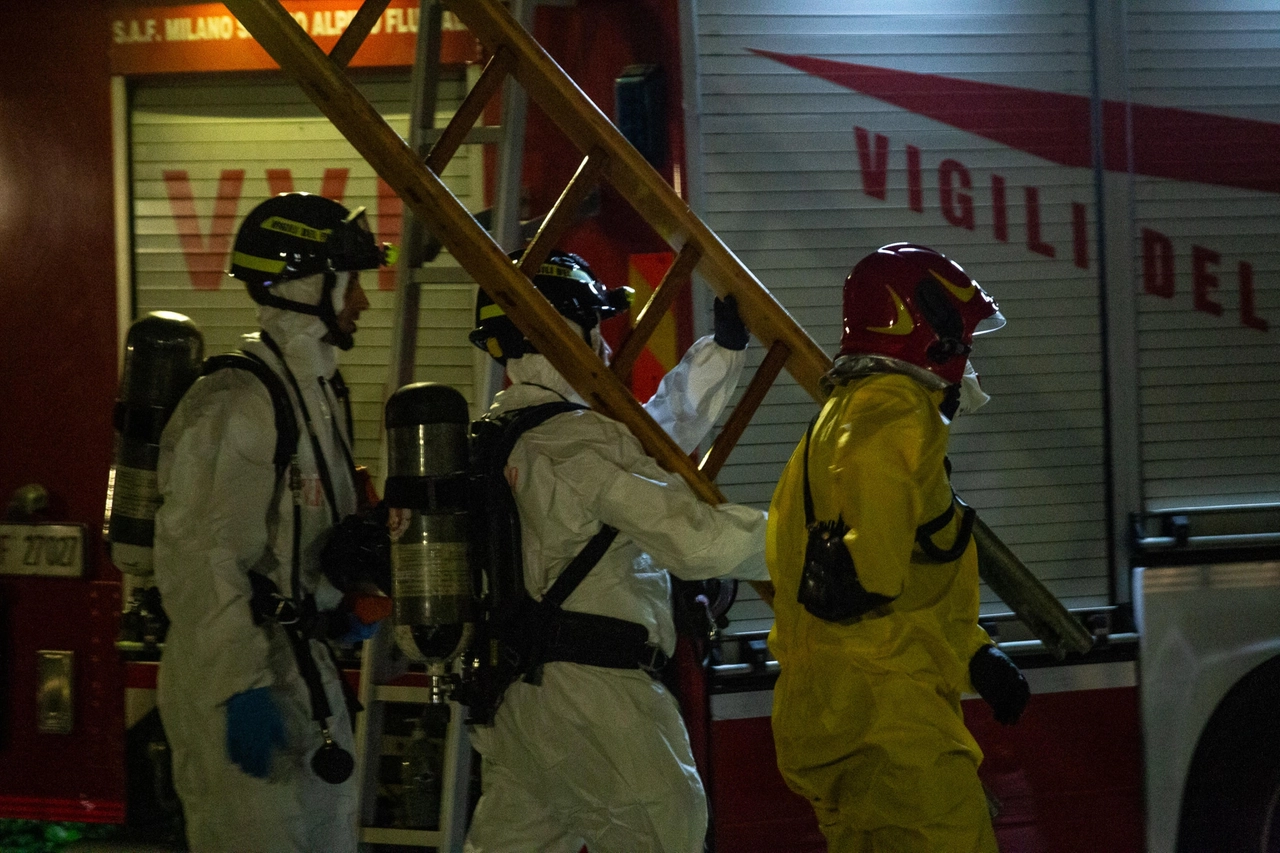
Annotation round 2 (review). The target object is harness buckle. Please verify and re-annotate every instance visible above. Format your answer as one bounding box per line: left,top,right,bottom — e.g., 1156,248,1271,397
273,594,300,626
639,645,668,675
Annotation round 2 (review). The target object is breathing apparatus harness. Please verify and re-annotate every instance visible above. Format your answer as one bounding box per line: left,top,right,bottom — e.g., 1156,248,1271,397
205,331,362,784
462,400,669,725
795,408,976,624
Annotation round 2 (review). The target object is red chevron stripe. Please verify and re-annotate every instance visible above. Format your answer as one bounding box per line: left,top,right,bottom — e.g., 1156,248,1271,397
752,49,1280,196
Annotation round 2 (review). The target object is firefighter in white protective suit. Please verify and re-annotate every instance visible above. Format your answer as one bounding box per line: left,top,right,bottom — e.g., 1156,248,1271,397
153,193,393,853
462,249,770,853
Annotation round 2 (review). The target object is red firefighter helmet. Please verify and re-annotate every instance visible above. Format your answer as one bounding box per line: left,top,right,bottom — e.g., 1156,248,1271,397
839,243,1003,385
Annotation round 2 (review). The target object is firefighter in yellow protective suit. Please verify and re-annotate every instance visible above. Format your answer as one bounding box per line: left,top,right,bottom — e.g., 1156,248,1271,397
767,244,1030,852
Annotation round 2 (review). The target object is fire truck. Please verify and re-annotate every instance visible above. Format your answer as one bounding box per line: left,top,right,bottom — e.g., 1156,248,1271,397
1,2,1278,851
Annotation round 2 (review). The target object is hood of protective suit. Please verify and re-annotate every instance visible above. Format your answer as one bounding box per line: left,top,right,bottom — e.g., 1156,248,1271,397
255,272,350,377
822,353,951,395
503,352,588,407
501,318,609,406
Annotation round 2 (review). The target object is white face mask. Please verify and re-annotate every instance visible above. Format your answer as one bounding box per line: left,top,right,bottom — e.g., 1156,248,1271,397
956,358,991,417
590,326,612,365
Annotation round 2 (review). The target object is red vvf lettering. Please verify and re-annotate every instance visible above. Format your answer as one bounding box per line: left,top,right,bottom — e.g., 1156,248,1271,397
1142,228,1175,298
991,174,1008,242
1025,186,1056,258
1072,202,1089,270
906,144,923,212
1239,261,1269,332
1192,245,1224,317
164,169,245,290
854,127,889,200
938,159,974,230
265,168,350,200
376,177,402,291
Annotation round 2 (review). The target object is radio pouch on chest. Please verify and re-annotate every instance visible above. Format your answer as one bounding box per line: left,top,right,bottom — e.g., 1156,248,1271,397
795,416,895,623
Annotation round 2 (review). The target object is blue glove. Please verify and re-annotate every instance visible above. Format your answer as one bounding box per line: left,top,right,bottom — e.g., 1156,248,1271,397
225,687,288,778
338,610,381,644
713,295,750,350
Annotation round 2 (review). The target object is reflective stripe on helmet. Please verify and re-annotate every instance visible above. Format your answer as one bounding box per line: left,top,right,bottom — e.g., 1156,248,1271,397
232,251,287,274
260,215,332,243
479,303,506,321
536,262,594,283
866,288,915,336
929,268,975,302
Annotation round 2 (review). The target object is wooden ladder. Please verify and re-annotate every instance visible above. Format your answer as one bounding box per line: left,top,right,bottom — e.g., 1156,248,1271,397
222,0,831,524
224,0,1091,640
217,8,1095,846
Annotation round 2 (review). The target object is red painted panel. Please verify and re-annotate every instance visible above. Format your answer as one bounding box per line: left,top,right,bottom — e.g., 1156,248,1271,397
0,0,127,821
967,687,1145,853
709,715,825,853
524,0,695,354
710,688,1144,853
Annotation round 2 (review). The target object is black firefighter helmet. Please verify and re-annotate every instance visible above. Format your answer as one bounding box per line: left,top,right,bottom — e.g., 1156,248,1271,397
469,250,633,364
227,192,394,349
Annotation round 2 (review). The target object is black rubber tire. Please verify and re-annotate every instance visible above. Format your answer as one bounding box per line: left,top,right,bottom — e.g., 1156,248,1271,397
1178,654,1280,852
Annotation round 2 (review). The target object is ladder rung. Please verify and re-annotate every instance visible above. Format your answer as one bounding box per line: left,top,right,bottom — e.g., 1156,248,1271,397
226,0,733,508
374,684,436,704
328,0,391,67
424,126,505,146
699,340,792,482
612,242,701,382
519,152,608,273
360,826,443,846
446,0,832,403
426,47,516,175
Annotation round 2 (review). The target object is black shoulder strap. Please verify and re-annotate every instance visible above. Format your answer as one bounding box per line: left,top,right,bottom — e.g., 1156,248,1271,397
801,414,819,527
545,525,620,606
480,401,617,607
803,409,973,562
202,350,300,477
487,401,586,467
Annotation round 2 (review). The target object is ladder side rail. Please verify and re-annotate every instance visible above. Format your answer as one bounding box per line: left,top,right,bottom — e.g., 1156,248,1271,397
436,702,473,852
480,0,533,410
517,152,607,274
386,0,444,395
329,0,392,67
699,340,791,481
425,47,514,176
490,0,533,254
353,625,397,828
224,0,725,507
441,0,832,403
611,242,701,382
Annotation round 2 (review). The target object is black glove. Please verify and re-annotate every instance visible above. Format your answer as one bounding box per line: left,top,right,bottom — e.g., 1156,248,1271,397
713,295,750,350
969,644,1030,725
319,503,392,596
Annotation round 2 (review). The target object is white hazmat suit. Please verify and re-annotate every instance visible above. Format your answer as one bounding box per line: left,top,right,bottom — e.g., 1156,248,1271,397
153,273,360,853
464,335,770,853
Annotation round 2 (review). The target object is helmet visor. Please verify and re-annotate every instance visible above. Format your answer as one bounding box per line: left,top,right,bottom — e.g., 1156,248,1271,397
975,308,1006,336
327,207,389,271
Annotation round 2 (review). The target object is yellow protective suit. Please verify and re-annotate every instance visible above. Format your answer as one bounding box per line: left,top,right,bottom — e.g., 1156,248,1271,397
767,370,998,853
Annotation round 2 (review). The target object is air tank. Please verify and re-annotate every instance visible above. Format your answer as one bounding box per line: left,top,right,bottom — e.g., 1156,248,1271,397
383,382,475,697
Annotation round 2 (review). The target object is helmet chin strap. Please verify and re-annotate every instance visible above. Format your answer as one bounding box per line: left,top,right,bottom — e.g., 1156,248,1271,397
254,272,354,350
317,271,355,351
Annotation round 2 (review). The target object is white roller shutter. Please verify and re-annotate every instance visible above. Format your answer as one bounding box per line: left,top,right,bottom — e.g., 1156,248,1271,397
686,1,1110,626
130,71,484,474
1126,1,1280,511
